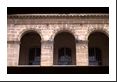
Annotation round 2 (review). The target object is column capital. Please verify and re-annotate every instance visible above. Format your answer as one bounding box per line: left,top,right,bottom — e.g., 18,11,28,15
41,40,53,44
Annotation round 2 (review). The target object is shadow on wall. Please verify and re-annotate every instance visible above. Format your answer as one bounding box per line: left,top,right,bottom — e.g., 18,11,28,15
7,66,109,74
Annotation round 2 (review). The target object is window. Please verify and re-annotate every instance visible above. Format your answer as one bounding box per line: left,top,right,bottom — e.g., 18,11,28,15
29,48,41,65
89,48,102,65
58,48,72,65
19,32,41,65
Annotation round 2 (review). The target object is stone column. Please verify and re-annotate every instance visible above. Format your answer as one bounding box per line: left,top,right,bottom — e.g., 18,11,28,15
76,40,89,66
41,40,53,66
7,41,20,66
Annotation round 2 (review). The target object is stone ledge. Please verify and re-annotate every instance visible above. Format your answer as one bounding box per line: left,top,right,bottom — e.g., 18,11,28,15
7,41,20,44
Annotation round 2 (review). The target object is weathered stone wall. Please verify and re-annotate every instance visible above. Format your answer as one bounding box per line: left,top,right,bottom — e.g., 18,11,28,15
7,14,109,66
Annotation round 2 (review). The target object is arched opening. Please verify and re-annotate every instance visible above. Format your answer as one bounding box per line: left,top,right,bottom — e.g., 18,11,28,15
19,31,41,65
54,32,76,65
88,32,109,66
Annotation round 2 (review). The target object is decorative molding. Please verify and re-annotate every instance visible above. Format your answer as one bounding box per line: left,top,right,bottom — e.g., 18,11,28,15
8,14,109,24
41,40,53,50
8,14,109,18
7,41,20,44
41,40,53,44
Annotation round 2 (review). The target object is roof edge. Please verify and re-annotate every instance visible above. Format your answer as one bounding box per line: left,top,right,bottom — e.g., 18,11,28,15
8,14,109,18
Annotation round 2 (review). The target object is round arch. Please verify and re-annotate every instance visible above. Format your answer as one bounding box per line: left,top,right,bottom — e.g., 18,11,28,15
50,28,76,41
86,28,109,40
19,31,42,65
53,31,76,65
88,31,109,66
18,28,43,41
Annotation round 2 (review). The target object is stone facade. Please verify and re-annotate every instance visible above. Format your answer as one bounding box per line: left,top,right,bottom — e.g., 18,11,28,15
7,14,109,66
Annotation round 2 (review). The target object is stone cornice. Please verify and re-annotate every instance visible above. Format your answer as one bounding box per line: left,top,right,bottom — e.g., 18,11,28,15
7,14,109,24
8,14,109,19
